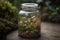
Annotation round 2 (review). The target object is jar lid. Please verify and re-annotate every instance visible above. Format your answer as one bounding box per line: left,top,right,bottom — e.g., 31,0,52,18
21,3,38,8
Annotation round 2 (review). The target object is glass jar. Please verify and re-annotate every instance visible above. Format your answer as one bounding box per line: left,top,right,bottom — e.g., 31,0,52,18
18,10,41,39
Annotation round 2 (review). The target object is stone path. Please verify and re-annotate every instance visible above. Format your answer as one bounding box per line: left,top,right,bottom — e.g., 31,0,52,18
7,22,60,40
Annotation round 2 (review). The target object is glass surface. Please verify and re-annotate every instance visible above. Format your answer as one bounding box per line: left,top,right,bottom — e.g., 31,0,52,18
18,10,41,38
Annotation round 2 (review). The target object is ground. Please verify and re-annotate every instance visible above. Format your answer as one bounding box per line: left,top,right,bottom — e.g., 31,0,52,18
7,22,60,40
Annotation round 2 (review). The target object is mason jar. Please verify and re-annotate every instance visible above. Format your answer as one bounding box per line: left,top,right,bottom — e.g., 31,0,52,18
18,10,41,39
21,3,38,11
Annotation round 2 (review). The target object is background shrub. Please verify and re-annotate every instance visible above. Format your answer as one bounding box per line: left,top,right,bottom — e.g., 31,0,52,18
0,0,18,36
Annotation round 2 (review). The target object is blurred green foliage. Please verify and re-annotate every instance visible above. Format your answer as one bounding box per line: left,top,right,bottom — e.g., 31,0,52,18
48,6,60,22
42,0,60,23
48,0,60,22
0,0,18,23
8,0,37,9
0,0,18,37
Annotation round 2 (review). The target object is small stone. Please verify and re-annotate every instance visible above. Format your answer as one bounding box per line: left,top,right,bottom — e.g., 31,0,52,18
22,17,26,20
28,18,31,23
32,17,39,23
34,20,40,27
18,21,23,25
26,31,29,33
25,21,27,23
31,16,36,18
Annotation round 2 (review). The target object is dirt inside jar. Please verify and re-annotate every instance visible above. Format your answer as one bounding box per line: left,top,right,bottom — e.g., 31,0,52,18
18,14,40,39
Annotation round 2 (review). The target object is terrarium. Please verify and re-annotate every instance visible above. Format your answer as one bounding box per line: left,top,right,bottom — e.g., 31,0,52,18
18,10,41,38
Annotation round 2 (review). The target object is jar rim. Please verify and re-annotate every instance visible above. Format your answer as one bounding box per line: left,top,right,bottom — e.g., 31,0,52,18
21,3,38,8
19,10,39,14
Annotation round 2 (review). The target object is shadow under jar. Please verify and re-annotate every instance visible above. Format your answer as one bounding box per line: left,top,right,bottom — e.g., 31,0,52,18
18,10,41,39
